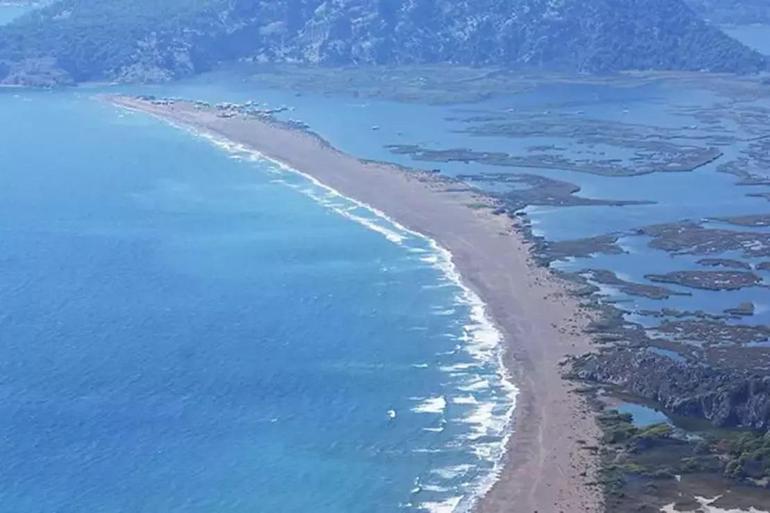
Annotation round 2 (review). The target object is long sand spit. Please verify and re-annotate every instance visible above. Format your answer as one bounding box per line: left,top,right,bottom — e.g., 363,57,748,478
109,95,603,513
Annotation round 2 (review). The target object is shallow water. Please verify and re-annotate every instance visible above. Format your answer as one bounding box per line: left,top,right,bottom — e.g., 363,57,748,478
0,3,35,24
5,65,770,511
0,89,515,512
617,403,671,428
152,71,770,331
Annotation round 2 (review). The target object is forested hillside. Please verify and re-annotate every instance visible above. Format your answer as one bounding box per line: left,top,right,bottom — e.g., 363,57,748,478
0,0,765,85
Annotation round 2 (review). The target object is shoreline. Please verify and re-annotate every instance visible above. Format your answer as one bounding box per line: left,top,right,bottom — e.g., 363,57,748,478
199,122,519,512
109,95,603,513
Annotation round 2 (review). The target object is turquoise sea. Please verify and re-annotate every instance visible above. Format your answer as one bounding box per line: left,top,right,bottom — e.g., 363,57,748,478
0,89,515,512
2,8,770,509
151,70,770,431
0,2,37,25
152,71,769,331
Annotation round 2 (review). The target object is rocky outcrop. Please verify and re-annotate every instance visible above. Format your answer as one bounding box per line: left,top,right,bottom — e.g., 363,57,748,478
572,349,770,430
0,0,766,86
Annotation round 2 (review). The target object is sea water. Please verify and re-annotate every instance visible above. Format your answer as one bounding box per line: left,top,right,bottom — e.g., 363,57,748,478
5,65,768,512
0,2,37,25
0,89,515,512
152,71,769,330
128,68,770,465
117,69,770,475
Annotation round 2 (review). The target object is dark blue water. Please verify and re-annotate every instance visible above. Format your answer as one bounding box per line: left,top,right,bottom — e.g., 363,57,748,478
0,89,515,513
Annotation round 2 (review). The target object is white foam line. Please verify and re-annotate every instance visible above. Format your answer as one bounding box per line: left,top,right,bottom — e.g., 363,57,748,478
420,496,463,513
439,363,478,372
412,396,448,415
661,496,769,513
421,484,452,493
422,283,455,290
453,395,478,405
338,210,407,244
460,402,503,441
430,464,474,480
124,107,519,513
457,378,490,393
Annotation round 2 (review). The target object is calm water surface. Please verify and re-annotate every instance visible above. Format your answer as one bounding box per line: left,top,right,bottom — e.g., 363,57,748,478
153,74,769,329
4,61,769,511
0,3,35,24
0,89,514,513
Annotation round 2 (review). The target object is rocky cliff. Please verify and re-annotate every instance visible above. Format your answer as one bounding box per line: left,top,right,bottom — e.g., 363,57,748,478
0,0,766,85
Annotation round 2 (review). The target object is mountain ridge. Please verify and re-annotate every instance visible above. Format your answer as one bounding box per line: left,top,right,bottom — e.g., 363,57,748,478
0,0,766,86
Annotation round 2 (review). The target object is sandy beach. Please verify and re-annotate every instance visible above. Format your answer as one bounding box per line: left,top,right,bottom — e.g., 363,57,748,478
110,95,603,513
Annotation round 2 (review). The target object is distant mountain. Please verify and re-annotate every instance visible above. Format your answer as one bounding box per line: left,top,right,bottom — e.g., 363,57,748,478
685,0,770,25
0,0,766,86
